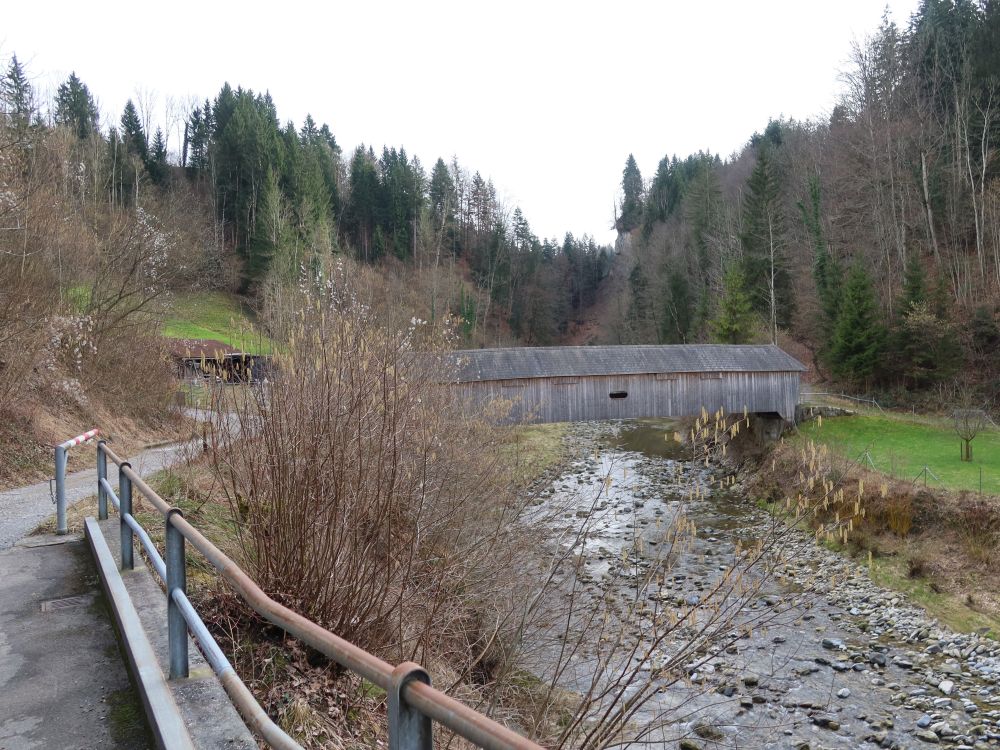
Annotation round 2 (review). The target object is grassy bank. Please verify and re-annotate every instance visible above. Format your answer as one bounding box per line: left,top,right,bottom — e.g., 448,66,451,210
504,422,570,485
799,413,1000,494
162,291,272,354
867,554,999,636
766,418,1000,636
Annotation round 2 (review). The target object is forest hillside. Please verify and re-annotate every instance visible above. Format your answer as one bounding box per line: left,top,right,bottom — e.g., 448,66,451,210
606,2,1000,409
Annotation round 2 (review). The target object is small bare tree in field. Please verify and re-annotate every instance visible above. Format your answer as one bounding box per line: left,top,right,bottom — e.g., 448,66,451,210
954,408,987,462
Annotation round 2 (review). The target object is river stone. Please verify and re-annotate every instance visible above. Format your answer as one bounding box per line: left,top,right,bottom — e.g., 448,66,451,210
812,714,840,730
837,687,851,698
929,721,953,736
915,729,941,743
940,679,956,695
693,722,723,740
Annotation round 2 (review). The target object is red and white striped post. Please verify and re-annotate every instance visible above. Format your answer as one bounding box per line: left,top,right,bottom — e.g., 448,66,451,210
54,429,100,534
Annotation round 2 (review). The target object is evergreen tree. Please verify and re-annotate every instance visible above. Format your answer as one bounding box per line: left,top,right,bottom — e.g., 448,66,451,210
299,114,319,143
740,146,794,338
318,123,339,153
619,154,644,232
148,128,169,186
344,145,380,259
800,175,842,353
429,157,456,230
186,105,211,173
211,88,282,274
106,126,140,206
828,265,885,387
54,72,98,140
899,252,926,314
662,268,694,343
246,168,281,284
685,159,722,288
645,155,681,228
120,100,148,162
625,262,656,341
711,266,757,344
1,54,36,133
970,306,1000,364
897,301,961,388
891,253,937,387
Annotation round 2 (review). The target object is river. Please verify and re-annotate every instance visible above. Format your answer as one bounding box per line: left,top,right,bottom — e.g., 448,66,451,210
529,420,1000,750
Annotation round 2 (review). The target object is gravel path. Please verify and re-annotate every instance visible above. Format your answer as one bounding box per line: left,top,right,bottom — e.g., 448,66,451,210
0,410,216,550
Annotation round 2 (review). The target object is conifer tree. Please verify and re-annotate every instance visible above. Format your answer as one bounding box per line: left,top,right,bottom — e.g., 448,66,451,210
662,269,694,343
1,55,36,133
54,72,99,140
247,168,281,284
800,175,842,356
741,146,793,339
344,145,379,259
185,105,210,173
712,266,757,344
429,157,456,230
619,154,644,232
148,128,169,186
890,253,954,388
120,100,148,162
828,265,885,387
899,252,926,315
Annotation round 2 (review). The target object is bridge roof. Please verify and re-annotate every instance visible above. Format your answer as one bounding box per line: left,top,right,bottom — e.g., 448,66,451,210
450,344,806,382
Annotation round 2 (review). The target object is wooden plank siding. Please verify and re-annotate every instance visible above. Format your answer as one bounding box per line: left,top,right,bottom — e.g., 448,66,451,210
453,370,801,424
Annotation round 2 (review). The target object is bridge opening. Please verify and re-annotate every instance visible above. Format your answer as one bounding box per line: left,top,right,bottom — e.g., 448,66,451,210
609,391,628,399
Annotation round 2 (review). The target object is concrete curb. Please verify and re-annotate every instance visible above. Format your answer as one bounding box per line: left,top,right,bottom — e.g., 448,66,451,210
87,515,258,749
84,516,195,750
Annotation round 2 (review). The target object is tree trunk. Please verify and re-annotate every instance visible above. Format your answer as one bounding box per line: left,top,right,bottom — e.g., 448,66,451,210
921,150,941,265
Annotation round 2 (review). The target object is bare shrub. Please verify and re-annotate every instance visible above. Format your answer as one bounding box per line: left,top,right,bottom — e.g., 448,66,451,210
86,327,176,422
908,555,928,578
954,496,1000,565
0,258,52,414
0,92,180,425
210,272,539,671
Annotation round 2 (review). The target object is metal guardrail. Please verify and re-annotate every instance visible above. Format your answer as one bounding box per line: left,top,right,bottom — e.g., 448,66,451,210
94,440,542,750
52,428,100,534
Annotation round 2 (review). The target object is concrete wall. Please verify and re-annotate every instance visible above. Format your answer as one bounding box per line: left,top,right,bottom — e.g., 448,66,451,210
454,370,800,423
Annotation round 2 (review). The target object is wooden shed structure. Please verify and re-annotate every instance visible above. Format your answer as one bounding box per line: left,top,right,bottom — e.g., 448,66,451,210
169,339,271,383
448,344,806,424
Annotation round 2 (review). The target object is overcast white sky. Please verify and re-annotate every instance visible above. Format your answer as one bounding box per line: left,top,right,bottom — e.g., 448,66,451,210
5,0,919,245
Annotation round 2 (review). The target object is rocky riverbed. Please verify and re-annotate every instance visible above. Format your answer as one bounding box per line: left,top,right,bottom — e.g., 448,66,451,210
535,420,1000,750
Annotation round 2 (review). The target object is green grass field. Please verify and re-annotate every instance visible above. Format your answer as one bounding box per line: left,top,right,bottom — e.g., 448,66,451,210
162,291,272,354
799,414,1000,494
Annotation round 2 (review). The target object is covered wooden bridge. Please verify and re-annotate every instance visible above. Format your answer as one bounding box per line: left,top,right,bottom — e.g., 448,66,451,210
448,344,806,424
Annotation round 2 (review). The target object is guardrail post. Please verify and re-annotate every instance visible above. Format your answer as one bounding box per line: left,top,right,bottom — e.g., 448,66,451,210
166,508,189,679
119,463,133,570
54,446,68,535
388,662,432,750
97,441,108,521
